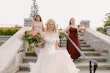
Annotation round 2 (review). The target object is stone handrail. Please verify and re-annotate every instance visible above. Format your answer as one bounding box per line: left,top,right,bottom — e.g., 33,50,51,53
0,27,31,73
83,28,110,61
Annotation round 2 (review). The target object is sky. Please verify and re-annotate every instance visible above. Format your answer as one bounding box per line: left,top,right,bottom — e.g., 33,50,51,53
0,0,110,29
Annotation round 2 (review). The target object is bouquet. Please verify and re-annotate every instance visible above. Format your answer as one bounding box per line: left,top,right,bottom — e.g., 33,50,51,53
22,30,44,51
79,26,85,33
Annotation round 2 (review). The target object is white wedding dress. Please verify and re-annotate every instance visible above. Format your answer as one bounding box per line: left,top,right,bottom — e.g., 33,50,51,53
29,34,79,73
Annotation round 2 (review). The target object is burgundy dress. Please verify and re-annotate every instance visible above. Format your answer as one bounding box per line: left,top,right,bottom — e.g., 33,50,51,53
67,27,81,61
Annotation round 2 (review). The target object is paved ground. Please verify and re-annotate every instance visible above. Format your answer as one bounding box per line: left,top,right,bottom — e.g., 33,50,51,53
79,70,110,73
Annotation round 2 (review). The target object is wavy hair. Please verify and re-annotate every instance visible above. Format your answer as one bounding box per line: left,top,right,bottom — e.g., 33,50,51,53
45,19,57,33
69,17,75,25
34,15,42,21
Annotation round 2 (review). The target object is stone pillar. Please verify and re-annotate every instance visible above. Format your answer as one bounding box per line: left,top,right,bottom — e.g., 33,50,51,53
24,18,33,27
105,26,110,36
79,20,90,28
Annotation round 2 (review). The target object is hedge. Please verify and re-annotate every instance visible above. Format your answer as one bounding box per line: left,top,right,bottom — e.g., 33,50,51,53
0,27,21,35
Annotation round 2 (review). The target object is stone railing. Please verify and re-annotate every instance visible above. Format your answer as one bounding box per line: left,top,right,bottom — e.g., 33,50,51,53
0,27,31,73
83,28,110,61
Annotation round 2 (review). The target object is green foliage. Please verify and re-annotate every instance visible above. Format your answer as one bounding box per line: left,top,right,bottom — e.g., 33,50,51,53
59,34,64,38
0,27,20,35
96,27,107,35
96,12,110,35
102,29,107,34
104,20,110,27
0,29,4,35
104,13,110,27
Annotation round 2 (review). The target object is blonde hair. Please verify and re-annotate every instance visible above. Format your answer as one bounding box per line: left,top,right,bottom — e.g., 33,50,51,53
45,19,57,33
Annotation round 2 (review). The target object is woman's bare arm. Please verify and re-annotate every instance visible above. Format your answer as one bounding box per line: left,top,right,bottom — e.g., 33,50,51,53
41,22,45,32
58,26,69,33
55,40,63,50
31,21,36,31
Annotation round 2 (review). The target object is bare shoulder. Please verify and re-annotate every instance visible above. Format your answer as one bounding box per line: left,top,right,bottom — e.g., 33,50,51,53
72,25,78,29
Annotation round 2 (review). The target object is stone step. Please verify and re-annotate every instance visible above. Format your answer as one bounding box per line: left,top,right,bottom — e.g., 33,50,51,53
17,70,110,73
59,41,67,44
18,62,110,72
59,38,83,41
79,70,110,73
76,62,110,70
59,42,87,47
23,55,106,64
25,50,100,57
59,40,86,44
25,51,36,57
79,41,86,44
16,71,29,73
23,56,37,63
59,43,90,47
60,47,94,51
63,47,94,51
81,46,91,49
82,51,100,56
78,56,107,62
59,39,66,41
81,44,90,47
81,48,95,51
19,63,30,71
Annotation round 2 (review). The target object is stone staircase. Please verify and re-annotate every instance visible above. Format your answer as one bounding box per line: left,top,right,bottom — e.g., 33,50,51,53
16,36,110,73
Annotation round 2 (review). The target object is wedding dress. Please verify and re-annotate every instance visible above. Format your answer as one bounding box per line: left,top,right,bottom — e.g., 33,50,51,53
29,34,79,73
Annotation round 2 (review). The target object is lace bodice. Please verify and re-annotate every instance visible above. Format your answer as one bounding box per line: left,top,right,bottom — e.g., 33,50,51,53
42,34,59,54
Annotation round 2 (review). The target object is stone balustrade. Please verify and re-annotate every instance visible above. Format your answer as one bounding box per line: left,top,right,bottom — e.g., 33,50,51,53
0,27,31,73
83,28,110,61
0,26,110,73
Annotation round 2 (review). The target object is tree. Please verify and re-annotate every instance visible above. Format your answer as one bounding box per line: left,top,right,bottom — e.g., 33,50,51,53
104,13,110,27
29,0,39,20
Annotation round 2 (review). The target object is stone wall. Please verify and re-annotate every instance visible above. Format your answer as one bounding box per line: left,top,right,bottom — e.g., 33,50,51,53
83,28,110,61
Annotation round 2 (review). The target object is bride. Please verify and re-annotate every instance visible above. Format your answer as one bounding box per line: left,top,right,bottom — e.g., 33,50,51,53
29,19,79,73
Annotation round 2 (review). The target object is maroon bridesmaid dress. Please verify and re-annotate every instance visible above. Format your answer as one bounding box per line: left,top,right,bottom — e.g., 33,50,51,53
67,27,81,61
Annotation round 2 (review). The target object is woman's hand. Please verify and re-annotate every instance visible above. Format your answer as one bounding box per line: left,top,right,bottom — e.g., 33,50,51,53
56,47,63,50
30,31,38,35
36,40,45,48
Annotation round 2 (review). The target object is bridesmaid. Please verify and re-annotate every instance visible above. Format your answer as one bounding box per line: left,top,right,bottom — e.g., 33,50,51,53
31,15,45,56
60,17,81,61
